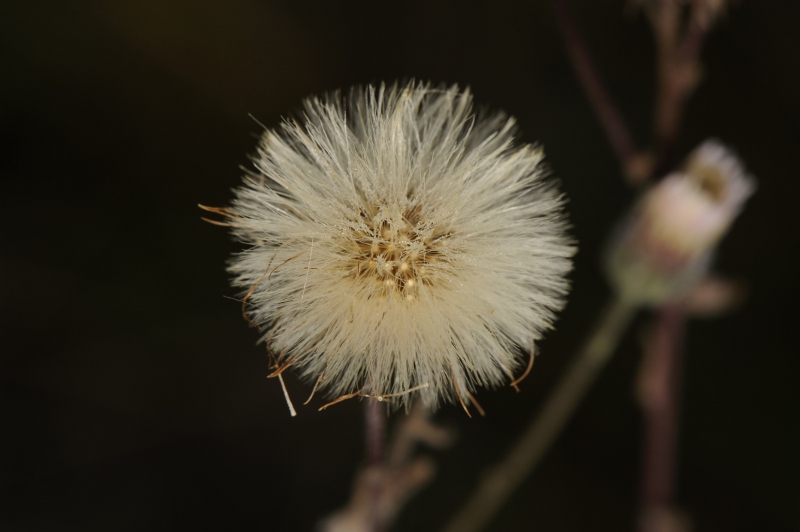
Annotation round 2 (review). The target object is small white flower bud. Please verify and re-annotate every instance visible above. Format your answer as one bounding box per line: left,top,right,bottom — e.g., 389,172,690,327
606,139,755,305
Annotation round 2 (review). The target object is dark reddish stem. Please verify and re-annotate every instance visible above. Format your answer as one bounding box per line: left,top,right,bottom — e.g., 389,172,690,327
552,0,642,177
639,303,685,531
652,1,710,173
366,399,386,467
365,399,386,532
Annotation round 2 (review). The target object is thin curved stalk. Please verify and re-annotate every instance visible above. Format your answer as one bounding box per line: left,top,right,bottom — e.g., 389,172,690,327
442,298,636,532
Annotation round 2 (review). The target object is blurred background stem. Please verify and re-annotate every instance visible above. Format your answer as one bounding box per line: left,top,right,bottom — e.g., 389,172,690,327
649,0,711,172
365,399,386,532
551,0,650,184
637,304,687,532
442,299,636,532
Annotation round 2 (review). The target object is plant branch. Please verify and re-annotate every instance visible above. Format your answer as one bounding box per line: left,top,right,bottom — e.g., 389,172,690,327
441,298,636,532
321,402,454,532
365,399,386,532
652,0,713,172
552,0,651,183
636,303,688,532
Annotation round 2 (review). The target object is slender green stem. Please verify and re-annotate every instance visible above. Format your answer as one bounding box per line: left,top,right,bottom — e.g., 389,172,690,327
442,298,636,532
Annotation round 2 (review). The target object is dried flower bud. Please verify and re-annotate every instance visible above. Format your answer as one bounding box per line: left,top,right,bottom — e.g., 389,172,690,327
606,139,754,305
221,83,574,410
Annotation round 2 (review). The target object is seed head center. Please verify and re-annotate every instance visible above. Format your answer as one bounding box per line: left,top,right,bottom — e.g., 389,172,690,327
347,204,451,297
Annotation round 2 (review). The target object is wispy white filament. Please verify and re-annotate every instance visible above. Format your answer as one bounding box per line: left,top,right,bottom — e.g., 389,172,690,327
227,82,574,410
277,374,297,417
301,237,313,299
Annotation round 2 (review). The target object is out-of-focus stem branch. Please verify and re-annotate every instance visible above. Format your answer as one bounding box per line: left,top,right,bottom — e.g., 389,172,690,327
366,399,386,467
442,298,636,532
552,0,651,184
322,402,453,532
637,303,686,532
365,399,386,532
652,0,711,172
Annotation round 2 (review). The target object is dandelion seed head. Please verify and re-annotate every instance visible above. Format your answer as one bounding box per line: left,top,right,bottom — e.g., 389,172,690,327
225,82,574,410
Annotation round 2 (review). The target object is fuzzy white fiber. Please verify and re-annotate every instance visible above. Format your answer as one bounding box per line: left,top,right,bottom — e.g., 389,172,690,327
226,83,574,410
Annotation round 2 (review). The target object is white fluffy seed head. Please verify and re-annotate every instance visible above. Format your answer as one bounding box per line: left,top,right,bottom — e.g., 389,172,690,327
226,82,574,410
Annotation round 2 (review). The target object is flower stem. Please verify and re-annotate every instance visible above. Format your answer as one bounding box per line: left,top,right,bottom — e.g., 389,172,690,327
551,0,645,182
650,0,710,173
442,298,636,532
365,399,386,532
638,303,685,531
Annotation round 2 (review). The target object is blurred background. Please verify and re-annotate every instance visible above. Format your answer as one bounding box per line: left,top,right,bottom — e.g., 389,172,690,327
2,0,799,530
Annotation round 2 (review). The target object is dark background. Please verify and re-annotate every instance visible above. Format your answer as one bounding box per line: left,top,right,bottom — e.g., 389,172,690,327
2,1,799,530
